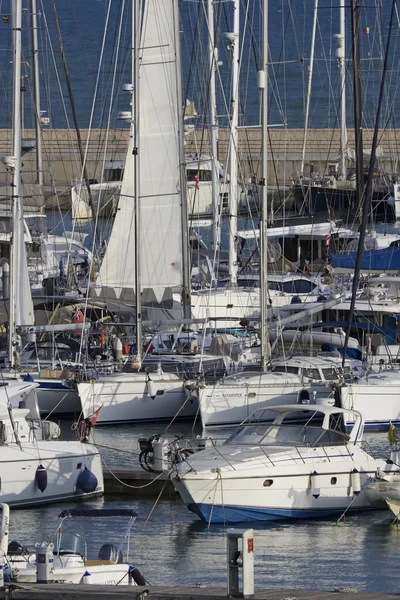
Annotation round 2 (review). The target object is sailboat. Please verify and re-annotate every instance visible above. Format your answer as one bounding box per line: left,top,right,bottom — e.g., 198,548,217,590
78,0,202,425
0,0,104,507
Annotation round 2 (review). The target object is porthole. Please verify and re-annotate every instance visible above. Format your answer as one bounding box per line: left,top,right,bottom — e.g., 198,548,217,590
331,477,337,485
263,479,273,487
156,390,165,396
247,392,256,399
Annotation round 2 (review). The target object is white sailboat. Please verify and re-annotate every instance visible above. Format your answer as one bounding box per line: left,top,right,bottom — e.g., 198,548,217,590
79,0,197,425
0,0,104,507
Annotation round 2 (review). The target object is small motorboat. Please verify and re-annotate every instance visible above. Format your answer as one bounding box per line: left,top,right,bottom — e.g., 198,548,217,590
171,403,399,524
364,467,400,518
1,504,147,586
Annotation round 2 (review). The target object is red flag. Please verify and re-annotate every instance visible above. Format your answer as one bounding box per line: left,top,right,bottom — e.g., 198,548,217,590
194,176,199,190
88,405,102,426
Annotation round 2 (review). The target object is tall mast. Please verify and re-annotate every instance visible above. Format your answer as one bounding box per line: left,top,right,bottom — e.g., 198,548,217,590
207,0,220,253
259,0,269,371
351,0,364,210
9,0,23,367
133,0,142,366
175,0,191,319
300,0,318,177
31,0,43,186
335,1,347,180
227,0,239,286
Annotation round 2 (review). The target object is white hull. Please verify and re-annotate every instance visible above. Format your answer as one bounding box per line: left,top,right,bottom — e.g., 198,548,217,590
195,373,330,428
173,451,384,523
340,373,400,430
8,555,136,585
79,372,197,425
0,442,103,507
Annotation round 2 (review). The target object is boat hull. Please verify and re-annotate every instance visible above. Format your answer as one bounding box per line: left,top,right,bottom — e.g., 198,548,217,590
0,442,103,507
78,373,197,425
173,462,381,524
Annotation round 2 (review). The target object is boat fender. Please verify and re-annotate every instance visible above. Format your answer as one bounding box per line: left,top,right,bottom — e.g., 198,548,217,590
36,464,47,493
351,468,361,495
310,471,320,499
82,570,92,585
77,467,98,494
128,564,146,586
146,375,156,399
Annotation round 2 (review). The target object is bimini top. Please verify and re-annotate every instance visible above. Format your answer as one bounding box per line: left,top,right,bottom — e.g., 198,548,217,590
58,509,137,519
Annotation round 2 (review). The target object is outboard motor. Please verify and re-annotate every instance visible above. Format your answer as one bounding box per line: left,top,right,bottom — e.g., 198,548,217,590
98,543,123,564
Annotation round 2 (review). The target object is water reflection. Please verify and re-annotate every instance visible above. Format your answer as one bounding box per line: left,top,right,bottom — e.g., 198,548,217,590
6,426,400,591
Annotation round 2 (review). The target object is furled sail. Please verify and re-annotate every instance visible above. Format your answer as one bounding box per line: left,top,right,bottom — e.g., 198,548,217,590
94,0,184,306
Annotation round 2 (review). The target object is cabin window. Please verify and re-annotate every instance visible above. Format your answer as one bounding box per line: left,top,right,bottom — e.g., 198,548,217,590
0,421,6,445
301,368,320,380
263,479,274,487
322,368,338,381
247,392,256,399
156,390,165,396
272,366,299,375
331,477,337,485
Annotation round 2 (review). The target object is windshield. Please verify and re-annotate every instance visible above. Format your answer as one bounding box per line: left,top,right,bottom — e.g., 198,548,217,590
225,419,349,447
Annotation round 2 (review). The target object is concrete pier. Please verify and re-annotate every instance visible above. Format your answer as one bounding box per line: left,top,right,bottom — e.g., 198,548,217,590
2,583,398,599
0,127,399,207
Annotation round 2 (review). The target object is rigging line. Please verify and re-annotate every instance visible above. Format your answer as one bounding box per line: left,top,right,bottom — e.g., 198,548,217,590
343,0,397,363
103,459,166,490
143,477,170,528
49,0,93,203
207,473,220,530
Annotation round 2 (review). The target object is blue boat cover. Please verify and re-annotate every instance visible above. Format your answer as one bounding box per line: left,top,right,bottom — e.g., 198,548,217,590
331,247,400,271
58,509,137,518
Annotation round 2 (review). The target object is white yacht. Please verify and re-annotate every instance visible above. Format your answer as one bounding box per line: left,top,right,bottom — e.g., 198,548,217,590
171,403,394,523
0,380,103,507
184,355,341,430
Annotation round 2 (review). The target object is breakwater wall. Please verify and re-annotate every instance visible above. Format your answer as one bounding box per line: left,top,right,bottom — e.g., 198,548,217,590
1,128,399,197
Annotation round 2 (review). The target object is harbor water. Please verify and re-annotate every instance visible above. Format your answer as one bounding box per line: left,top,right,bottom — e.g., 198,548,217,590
7,422,400,593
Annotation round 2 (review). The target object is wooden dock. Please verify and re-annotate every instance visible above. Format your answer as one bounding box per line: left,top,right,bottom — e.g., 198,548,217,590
2,583,398,599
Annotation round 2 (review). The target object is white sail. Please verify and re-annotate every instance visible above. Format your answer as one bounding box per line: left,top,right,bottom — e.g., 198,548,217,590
95,0,183,305
13,202,34,327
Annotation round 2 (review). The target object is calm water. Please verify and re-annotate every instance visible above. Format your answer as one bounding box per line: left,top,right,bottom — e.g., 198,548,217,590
7,422,400,593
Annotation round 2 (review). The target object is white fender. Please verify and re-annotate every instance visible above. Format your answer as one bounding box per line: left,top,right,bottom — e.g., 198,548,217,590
310,471,320,499
0,504,9,555
82,570,92,584
146,376,156,399
351,468,361,495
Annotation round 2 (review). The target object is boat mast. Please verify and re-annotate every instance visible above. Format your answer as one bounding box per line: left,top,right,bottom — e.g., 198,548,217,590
300,0,318,177
335,1,347,180
227,0,239,286
259,0,269,371
9,0,23,368
30,0,43,187
351,0,364,212
175,0,191,319
133,0,142,366
207,0,221,254
343,0,396,362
